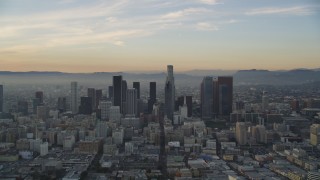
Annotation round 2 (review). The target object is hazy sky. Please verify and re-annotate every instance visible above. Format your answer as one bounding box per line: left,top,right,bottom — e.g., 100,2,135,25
0,0,319,72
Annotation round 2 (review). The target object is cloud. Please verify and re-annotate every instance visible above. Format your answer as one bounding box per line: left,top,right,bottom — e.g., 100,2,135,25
196,22,218,31
196,0,222,5
162,8,210,19
245,6,314,16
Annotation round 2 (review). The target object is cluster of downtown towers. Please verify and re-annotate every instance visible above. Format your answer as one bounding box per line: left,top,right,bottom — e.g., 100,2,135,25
45,65,233,121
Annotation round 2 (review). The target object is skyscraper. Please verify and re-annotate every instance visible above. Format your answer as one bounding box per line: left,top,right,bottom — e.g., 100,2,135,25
79,97,92,115
148,82,157,113
108,86,114,100
122,80,127,114
57,97,67,113
165,65,175,121
126,88,138,116
71,81,78,114
133,82,140,99
113,76,122,109
186,95,193,117
217,76,233,116
201,76,213,120
0,85,3,112
95,89,103,110
87,88,96,111
35,91,44,104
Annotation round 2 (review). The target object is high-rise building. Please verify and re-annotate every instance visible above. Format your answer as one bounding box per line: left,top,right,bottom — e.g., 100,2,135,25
310,124,320,146
148,82,157,113
0,85,3,112
95,89,103,110
88,88,96,111
236,122,247,145
217,76,233,116
33,98,41,114
133,82,140,99
165,65,175,121
122,80,127,114
79,97,92,115
109,106,121,123
186,95,193,117
100,100,112,120
175,96,184,111
113,76,122,108
126,88,138,117
71,82,78,114
37,105,49,120
201,76,213,120
35,91,44,104
57,97,67,113
108,86,114,100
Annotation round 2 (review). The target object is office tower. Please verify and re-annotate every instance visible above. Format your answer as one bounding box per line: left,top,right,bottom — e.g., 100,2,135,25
186,95,192,117
18,101,28,115
213,78,219,115
87,88,96,111
201,76,213,120
252,125,266,143
133,82,140,99
126,88,138,116
310,124,320,146
79,97,92,115
100,100,112,120
122,80,127,114
0,85,3,112
261,91,269,112
236,122,247,145
35,91,44,104
108,86,114,100
113,76,122,110
71,82,78,114
95,89,103,110
175,96,184,111
57,97,67,113
165,65,175,121
148,82,157,113
217,76,233,116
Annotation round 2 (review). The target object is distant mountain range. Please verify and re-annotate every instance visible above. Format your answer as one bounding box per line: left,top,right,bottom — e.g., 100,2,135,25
0,68,319,86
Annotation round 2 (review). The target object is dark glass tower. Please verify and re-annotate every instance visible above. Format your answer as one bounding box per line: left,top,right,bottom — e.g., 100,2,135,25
217,76,233,116
113,76,122,111
165,65,175,121
201,76,213,120
87,88,96,111
148,82,157,113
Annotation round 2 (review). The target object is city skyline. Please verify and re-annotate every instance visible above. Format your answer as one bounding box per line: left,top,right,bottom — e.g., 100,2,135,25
1,0,319,72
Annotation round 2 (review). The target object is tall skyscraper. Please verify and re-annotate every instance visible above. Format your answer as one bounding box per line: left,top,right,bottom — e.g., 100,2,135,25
100,100,112,120
236,122,247,145
126,88,138,116
310,124,320,146
175,96,184,111
133,82,140,99
87,88,96,111
71,81,78,114
108,86,114,100
95,89,103,110
148,82,157,113
186,95,193,117
165,65,175,121
217,76,233,116
201,76,213,120
79,97,92,115
122,80,127,114
113,76,122,109
35,91,44,104
0,85,3,112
